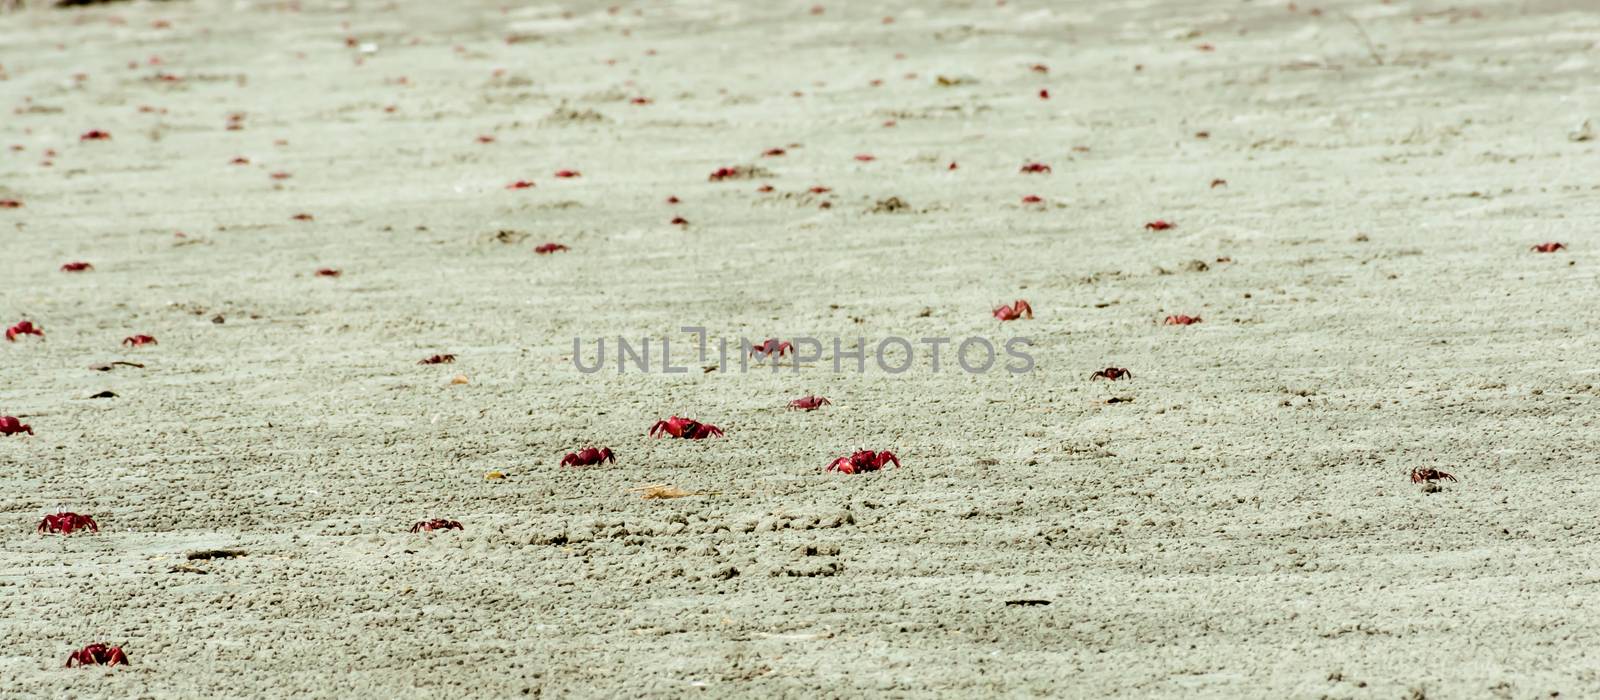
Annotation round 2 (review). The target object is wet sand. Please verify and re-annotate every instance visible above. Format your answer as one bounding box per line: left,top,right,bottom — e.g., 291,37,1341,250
2,0,1598,696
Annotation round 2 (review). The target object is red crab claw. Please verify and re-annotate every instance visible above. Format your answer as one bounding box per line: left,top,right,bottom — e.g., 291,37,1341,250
74,513,99,533
687,424,723,439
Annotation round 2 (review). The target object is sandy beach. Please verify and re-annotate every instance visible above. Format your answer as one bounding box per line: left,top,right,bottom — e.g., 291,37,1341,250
2,0,1598,696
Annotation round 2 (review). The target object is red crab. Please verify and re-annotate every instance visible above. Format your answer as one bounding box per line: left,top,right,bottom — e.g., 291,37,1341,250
560,446,615,467
666,196,680,204
788,395,831,411
6,321,44,342
1210,179,1228,188
61,262,93,272
410,519,463,533
1145,220,1175,231
708,167,743,181
854,154,876,162
1019,162,1051,174
554,170,581,178
1039,89,1050,99
808,186,832,194
38,511,98,534
825,450,900,474
1,416,33,436
1030,63,1049,73
315,268,341,277
993,300,1033,321
670,216,689,226
762,148,786,157
1164,315,1201,325
66,643,129,668
749,338,793,358
535,243,570,254
122,335,157,347
506,180,536,189
80,130,112,141
1090,367,1133,380
418,354,456,365
1021,195,1043,204
1410,467,1458,484
291,213,315,221
1531,242,1566,253
649,416,724,439
0,199,22,208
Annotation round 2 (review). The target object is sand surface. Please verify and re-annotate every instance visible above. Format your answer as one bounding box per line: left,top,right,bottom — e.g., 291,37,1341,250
2,0,1599,697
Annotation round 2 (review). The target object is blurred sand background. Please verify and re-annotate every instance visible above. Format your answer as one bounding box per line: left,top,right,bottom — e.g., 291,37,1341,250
2,0,1598,696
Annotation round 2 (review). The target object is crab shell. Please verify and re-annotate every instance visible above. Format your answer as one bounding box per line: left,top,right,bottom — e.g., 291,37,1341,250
66,643,129,667
410,519,463,533
37,512,98,534
561,447,615,467
825,450,900,474
649,416,724,439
